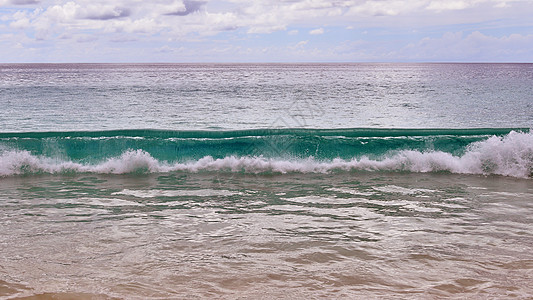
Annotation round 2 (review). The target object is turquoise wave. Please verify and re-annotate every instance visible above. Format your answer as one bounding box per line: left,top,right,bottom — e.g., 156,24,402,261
1,128,532,177
0,127,524,139
0,128,527,161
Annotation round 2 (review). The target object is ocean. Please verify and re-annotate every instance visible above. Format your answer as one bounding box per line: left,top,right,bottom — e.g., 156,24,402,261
1,63,532,299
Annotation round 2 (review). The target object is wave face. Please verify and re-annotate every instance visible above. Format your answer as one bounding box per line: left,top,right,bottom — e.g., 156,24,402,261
1,128,532,178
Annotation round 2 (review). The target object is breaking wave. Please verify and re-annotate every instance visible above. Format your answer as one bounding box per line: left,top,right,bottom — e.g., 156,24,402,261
1,129,532,178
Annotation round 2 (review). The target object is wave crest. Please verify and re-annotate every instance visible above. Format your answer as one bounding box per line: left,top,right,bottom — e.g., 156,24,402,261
1,131,532,178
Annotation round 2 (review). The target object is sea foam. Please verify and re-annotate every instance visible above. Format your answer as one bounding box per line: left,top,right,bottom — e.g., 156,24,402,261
1,131,532,178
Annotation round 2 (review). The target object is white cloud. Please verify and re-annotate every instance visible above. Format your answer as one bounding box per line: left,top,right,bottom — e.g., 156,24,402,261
80,5,131,20
426,1,470,11
111,18,159,34
3,0,529,40
0,0,40,5
348,1,406,16
294,40,308,48
11,0,40,4
309,28,324,35
164,0,205,16
44,2,78,22
0,0,532,62
41,2,132,22
9,10,30,29
75,34,98,42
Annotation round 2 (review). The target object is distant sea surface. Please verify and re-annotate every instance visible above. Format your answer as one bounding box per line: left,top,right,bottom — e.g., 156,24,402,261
1,63,532,299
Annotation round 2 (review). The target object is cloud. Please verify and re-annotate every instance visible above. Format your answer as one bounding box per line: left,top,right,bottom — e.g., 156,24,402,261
81,6,131,20
10,0,40,5
43,2,79,22
347,1,410,16
110,35,138,43
111,18,160,34
247,24,286,34
9,10,30,29
42,2,131,21
75,34,97,42
165,0,206,16
426,1,470,11
5,0,527,40
309,28,324,35
1,0,532,62
294,40,308,48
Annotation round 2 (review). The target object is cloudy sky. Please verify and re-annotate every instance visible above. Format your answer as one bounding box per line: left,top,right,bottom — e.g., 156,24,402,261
0,0,532,62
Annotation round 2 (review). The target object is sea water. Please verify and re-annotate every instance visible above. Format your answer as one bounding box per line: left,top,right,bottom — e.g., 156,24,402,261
1,63,532,299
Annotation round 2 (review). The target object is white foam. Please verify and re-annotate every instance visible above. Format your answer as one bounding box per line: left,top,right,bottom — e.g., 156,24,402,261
283,195,355,204
0,150,85,176
327,187,377,196
1,131,532,178
373,185,437,195
113,188,243,198
79,197,144,206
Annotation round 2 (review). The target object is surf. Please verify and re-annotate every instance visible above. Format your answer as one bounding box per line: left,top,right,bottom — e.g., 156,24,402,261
1,128,532,178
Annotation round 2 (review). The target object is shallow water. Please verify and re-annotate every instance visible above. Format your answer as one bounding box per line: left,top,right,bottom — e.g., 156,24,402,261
1,172,532,298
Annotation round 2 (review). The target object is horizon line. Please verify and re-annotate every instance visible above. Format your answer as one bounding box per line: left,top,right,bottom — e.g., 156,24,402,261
1,61,532,64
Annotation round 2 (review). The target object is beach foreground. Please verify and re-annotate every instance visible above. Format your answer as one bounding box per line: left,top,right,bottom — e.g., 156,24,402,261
1,171,532,299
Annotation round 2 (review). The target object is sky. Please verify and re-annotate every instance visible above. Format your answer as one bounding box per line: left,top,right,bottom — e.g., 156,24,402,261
0,0,532,62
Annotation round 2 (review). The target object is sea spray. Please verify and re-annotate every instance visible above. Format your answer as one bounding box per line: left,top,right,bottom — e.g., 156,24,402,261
1,129,531,178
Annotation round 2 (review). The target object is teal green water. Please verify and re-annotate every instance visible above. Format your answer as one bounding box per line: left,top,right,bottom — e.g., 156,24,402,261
0,128,526,161
2,128,532,178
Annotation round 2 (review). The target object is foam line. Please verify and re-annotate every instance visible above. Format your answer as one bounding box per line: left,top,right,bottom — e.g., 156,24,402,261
2,131,532,178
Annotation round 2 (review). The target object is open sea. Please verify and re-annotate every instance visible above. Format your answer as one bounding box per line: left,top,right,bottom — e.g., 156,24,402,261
1,63,533,299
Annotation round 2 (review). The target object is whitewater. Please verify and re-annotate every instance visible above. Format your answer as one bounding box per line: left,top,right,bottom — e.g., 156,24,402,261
1,129,533,178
